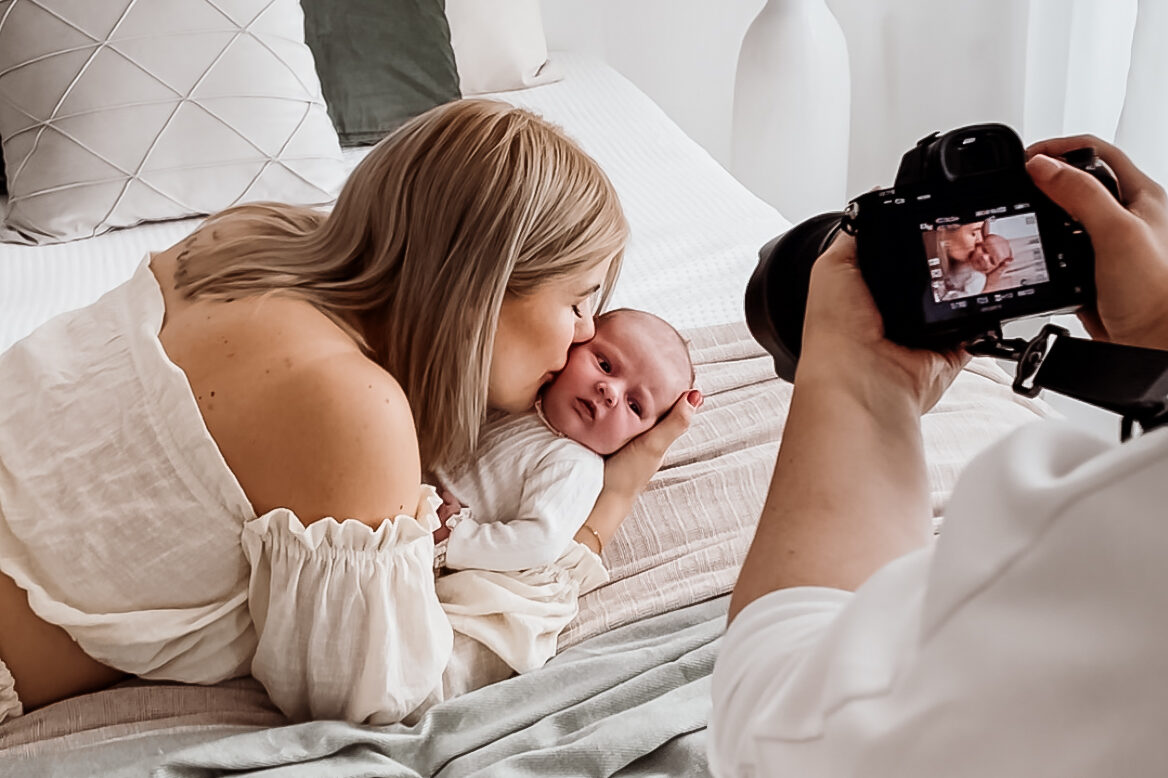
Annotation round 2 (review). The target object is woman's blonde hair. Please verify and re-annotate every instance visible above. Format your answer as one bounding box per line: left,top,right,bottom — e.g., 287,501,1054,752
174,99,628,470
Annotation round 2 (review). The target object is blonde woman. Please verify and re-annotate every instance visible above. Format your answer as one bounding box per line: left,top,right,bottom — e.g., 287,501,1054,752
0,100,698,725
936,219,987,299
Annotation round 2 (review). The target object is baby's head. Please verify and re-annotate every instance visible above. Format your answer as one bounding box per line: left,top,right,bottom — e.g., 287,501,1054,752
539,309,694,455
970,233,1013,273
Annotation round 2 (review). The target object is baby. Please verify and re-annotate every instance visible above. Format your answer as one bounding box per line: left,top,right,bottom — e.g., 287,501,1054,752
428,308,694,680
436,307,695,572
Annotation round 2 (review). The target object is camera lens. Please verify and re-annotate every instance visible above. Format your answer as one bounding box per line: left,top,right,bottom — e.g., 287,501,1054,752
744,212,843,382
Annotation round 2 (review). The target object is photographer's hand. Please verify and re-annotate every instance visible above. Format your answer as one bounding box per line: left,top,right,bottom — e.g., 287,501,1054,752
729,234,967,622
799,233,969,415
1027,136,1168,351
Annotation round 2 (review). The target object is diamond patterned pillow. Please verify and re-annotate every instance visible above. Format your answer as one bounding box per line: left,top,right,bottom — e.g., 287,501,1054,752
0,0,346,245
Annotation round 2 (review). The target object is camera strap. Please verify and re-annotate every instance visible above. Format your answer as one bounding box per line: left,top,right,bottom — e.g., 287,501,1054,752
969,324,1168,441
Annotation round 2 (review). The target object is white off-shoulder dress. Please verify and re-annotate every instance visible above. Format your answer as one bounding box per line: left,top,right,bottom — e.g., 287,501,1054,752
0,258,452,724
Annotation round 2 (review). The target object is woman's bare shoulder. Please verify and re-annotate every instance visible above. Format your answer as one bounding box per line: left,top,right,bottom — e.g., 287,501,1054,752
152,225,424,527
162,298,421,528
232,347,424,527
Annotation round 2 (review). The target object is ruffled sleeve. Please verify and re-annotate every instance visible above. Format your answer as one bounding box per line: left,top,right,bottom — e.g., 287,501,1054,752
240,485,452,724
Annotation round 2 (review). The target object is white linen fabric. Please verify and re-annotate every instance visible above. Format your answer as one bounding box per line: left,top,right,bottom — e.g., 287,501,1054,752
437,541,609,674
445,0,562,95
242,505,451,724
708,421,1168,777
0,256,450,724
438,411,604,572
0,0,345,244
0,655,21,725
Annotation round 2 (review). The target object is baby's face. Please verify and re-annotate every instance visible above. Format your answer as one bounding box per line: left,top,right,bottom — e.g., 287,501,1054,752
970,234,1012,273
540,314,690,455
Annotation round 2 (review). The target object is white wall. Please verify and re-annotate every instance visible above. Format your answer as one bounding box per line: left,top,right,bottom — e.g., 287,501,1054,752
541,0,764,170
542,0,1148,215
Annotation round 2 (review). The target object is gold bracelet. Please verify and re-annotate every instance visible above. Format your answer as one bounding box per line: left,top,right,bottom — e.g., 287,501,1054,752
582,523,603,555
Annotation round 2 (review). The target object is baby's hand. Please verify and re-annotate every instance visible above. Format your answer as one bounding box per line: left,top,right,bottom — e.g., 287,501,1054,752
434,487,464,543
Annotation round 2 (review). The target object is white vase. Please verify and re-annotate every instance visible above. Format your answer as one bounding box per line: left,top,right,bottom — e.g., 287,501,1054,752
731,0,851,223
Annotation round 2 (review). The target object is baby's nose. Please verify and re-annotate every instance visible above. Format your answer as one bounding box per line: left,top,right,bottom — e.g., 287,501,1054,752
598,382,617,406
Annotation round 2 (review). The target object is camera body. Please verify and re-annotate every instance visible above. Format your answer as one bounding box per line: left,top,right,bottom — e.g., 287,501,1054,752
745,123,1120,381
851,123,1113,348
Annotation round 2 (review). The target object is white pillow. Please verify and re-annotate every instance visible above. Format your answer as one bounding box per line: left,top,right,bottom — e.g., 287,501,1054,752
0,0,346,245
446,0,563,95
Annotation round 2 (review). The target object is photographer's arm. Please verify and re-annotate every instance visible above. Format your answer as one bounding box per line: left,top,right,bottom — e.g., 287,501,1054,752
727,359,931,621
728,235,967,624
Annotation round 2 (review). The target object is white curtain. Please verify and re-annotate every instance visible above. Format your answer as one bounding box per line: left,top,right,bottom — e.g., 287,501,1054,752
1115,0,1168,189
825,0,1166,201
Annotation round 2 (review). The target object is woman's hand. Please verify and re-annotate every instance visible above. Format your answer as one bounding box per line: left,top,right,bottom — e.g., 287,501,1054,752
575,389,702,555
1025,136,1168,351
797,232,969,415
603,389,702,498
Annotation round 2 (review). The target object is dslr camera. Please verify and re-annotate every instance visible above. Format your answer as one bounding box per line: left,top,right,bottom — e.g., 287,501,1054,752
745,123,1120,381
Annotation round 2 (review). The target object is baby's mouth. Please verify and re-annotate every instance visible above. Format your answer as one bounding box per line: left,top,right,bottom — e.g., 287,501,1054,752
576,397,596,421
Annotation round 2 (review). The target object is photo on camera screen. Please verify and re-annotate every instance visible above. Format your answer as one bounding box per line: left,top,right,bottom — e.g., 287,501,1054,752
922,213,1050,304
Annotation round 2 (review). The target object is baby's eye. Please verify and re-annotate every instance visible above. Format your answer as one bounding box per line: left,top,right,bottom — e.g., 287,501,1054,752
628,399,641,417
597,357,611,373
572,304,583,318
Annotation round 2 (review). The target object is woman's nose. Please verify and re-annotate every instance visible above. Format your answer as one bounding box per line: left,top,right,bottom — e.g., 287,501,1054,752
572,313,596,343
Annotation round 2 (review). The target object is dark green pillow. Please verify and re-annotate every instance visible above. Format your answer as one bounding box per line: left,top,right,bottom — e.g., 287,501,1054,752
302,0,461,146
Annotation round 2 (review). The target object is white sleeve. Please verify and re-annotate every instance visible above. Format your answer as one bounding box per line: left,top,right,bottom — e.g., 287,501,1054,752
443,453,604,572
240,486,453,724
711,421,1168,777
708,549,930,777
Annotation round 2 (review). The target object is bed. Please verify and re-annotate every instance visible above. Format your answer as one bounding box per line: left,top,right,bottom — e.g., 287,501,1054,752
0,21,1057,778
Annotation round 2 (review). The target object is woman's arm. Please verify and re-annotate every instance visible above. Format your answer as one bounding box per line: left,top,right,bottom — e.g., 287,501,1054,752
572,488,636,553
573,390,703,553
728,234,967,624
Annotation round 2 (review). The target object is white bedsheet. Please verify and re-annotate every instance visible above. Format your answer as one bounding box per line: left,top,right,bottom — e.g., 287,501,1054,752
0,53,788,352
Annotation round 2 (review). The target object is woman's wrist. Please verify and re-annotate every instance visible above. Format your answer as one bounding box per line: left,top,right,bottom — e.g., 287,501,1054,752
575,523,604,555
580,488,636,549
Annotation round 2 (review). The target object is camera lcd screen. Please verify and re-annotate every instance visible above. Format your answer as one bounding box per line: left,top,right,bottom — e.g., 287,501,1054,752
922,212,1050,306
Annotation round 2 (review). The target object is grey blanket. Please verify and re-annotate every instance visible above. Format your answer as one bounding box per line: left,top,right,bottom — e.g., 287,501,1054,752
1,595,727,778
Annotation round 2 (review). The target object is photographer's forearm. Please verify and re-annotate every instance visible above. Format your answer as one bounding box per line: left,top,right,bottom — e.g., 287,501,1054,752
728,369,932,624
